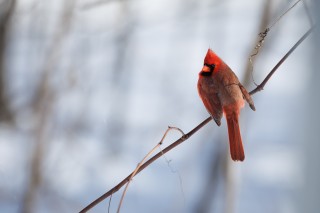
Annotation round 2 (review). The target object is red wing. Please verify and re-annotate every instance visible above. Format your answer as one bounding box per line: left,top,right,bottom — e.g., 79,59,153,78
198,86,223,126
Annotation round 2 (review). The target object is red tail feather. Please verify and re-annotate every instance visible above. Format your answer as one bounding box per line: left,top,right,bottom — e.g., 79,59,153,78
226,112,245,161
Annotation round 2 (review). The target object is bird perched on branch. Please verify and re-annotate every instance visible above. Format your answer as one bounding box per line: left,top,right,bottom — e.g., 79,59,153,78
197,49,255,161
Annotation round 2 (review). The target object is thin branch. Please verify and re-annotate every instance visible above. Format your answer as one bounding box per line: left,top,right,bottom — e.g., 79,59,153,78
249,25,315,95
269,0,302,29
107,194,112,213
117,144,160,213
249,28,269,86
79,118,210,213
302,0,314,27
158,141,187,211
249,0,303,87
117,126,185,213
79,25,315,213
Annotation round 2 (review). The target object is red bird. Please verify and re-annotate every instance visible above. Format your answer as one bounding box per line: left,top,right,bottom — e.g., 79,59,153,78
197,49,255,161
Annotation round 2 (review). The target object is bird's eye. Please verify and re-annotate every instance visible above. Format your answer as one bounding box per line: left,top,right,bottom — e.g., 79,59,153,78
200,63,216,76
204,63,215,72
200,63,215,76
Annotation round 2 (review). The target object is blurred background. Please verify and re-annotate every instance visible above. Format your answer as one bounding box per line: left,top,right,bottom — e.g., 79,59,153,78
0,0,319,212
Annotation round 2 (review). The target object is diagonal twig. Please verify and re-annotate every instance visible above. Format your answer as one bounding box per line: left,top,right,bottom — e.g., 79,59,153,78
79,118,210,213
116,126,185,213
249,25,315,95
249,0,303,87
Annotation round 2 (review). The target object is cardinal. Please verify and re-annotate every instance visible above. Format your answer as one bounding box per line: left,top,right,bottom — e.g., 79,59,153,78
197,49,255,161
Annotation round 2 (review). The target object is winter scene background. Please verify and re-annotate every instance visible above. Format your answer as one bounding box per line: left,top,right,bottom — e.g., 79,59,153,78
0,0,319,213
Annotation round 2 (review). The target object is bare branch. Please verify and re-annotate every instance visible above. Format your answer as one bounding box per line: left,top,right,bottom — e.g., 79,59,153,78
249,0,304,87
249,25,315,95
0,0,15,122
117,144,160,213
117,126,185,213
269,0,302,29
79,118,210,213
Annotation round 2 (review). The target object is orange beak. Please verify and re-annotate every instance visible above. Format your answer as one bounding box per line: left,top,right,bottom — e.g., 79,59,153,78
201,65,210,73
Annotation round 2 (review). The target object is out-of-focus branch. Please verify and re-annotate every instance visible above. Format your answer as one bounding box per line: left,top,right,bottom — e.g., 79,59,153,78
0,0,15,122
22,1,76,213
195,145,223,213
79,25,314,213
80,0,117,10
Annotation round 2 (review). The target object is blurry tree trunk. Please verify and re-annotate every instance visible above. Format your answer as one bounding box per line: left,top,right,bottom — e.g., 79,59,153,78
21,1,75,212
106,0,136,153
224,1,272,213
0,0,15,122
195,145,223,213
298,1,320,212
225,2,271,213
